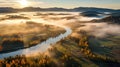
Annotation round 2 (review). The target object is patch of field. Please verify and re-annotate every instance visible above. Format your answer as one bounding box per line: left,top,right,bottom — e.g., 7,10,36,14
47,36,99,67
0,12,120,67
0,15,30,21
0,21,65,53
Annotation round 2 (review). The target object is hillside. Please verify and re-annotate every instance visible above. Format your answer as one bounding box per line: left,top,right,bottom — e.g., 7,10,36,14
93,12,120,24
80,11,102,17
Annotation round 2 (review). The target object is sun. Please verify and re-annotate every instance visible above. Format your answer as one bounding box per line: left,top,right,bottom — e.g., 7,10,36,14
18,0,29,7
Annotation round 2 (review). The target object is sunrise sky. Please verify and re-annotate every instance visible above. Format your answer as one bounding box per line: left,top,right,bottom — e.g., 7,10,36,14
0,0,120,9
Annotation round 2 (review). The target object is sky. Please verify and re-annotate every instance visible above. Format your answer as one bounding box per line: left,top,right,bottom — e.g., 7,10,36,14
0,0,120,9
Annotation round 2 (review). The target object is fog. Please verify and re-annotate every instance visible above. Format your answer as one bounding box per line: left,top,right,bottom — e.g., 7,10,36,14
1,12,119,38
78,23,120,37
0,12,119,58
0,12,72,59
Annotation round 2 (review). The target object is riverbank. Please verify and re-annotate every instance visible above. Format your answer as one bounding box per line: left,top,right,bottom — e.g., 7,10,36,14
0,22,65,53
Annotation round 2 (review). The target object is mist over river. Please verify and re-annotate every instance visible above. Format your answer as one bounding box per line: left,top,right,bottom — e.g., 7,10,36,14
0,12,119,59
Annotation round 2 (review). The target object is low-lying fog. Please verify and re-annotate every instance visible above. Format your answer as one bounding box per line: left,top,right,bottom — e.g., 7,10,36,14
0,12,120,58
0,12,120,38
78,23,120,38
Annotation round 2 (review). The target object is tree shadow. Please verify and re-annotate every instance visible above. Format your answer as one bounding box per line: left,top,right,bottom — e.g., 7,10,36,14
90,58,120,67
0,39,24,53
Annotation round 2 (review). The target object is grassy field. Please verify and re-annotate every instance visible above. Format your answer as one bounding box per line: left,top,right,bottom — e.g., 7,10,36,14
88,35,120,62
0,12,120,67
0,29,119,67
0,21,65,53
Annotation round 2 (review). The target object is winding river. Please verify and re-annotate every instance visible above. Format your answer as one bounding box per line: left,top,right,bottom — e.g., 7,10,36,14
0,22,72,59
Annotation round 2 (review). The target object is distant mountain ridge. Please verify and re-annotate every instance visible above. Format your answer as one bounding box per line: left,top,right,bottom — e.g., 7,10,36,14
72,7,119,12
80,11,102,17
0,7,17,13
0,7,120,13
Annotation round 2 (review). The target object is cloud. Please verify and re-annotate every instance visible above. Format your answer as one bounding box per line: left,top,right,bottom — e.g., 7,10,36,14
0,0,44,8
0,0,16,3
29,1,44,7
0,0,19,7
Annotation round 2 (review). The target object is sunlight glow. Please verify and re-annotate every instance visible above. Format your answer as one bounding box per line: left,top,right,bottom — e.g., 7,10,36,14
18,0,29,7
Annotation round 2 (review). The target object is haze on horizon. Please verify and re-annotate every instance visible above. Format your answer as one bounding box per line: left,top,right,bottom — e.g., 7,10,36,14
0,0,120,9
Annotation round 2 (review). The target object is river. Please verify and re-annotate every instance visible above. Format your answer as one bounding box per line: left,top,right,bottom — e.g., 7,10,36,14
0,21,72,59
